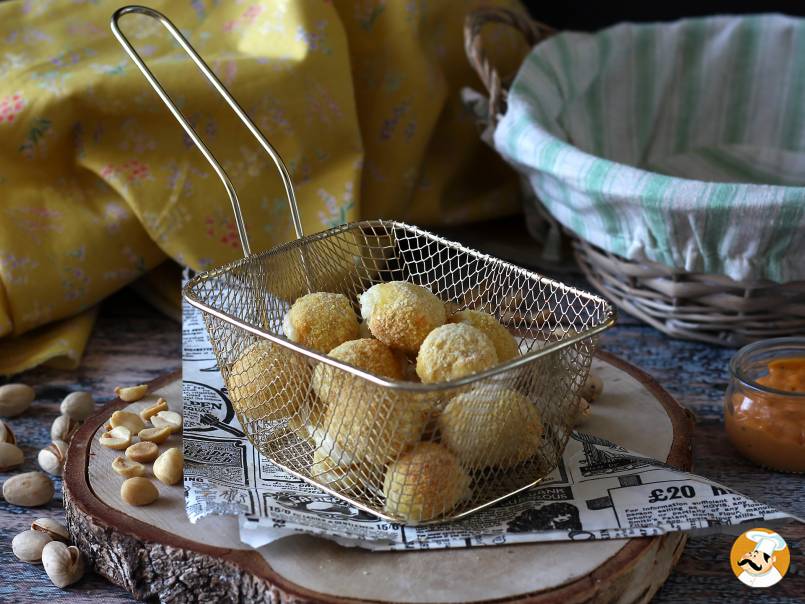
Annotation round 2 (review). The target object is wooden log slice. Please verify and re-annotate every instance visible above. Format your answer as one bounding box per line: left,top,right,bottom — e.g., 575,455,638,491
64,352,693,603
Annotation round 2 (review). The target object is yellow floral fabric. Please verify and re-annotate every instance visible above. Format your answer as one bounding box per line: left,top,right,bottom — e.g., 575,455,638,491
0,0,525,375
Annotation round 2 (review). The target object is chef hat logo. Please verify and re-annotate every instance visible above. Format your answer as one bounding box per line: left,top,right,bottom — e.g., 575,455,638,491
747,530,786,556
730,528,790,588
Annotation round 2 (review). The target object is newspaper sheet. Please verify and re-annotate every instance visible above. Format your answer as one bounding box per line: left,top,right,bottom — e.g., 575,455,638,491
182,292,797,551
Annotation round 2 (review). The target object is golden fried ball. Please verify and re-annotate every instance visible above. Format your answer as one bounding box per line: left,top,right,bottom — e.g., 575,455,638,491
310,448,367,492
383,442,470,523
311,338,404,405
359,281,446,353
449,309,520,362
319,393,430,466
310,338,426,465
283,292,359,353
227,340,312,423
438,386,544,468
415,323,498,384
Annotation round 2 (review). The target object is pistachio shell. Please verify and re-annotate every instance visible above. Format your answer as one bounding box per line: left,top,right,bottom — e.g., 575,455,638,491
60,391,95,421
0,383,35,417
0,441,24,471
42,541,85,588
0,420,16,444
2,471,55,507
32,517,69,542
38,440,68,476
51,415,79,442
12,529,52,563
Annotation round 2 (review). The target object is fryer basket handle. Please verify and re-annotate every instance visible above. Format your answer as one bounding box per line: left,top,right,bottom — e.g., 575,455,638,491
111,5,305,257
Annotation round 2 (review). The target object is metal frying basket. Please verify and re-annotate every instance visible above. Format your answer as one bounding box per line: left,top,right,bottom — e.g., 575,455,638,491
113,6,616,525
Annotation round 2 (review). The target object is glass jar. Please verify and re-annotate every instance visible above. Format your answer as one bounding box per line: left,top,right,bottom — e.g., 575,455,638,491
724,337,805,473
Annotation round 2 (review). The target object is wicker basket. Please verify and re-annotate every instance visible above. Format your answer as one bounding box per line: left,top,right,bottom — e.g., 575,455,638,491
464,8,805,347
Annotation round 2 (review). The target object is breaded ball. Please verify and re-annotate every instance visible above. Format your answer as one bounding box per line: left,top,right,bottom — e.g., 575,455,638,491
311,338,403,405
283,292,359,353
310,448,367,492
383,442,470,523
318,393,430,466
449,309,520,362
359,281,446,353
310,338,426,464
438,386,544,469
415,323,498,384
226,340,312,423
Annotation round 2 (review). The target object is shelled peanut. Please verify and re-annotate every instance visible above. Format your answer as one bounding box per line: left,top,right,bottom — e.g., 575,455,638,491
99,389,184,507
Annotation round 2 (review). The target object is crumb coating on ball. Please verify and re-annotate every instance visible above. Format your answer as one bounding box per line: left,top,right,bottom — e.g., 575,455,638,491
449,309,520,362
283,292,359,354
383,442,470,523
311,339,426,465
311,338,404,404
310,447,367,492
438,386,544,468
415,323,498,383
319,392,430,466
359,281,446,353
227,340,311,423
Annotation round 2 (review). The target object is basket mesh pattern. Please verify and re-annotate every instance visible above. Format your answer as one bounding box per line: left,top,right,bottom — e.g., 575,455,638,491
184,220,614,524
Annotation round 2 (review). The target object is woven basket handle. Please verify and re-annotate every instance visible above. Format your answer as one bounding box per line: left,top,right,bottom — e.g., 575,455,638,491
464,8,555,126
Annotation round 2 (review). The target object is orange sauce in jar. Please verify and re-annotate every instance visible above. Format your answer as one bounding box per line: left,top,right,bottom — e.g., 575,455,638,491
725,357,805,473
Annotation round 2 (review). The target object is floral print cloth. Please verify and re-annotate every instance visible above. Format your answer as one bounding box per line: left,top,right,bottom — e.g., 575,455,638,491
0,0,525,375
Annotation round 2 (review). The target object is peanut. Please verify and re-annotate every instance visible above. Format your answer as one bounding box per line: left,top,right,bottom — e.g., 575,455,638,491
114,384,148,402
110,410,145,434
139,397,168,423
111,456,145,478
120,477,159,506
99,426,132,450
580,371,604,402
151,410,182,433
125,441,159,464
138,425,172,445
153,447,183,486
573,397,592,426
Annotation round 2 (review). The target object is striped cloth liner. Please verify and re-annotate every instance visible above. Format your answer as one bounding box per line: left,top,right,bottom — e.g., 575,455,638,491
492,14,805,283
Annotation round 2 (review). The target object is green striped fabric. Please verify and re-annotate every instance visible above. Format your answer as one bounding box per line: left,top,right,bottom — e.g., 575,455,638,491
493,14,805,283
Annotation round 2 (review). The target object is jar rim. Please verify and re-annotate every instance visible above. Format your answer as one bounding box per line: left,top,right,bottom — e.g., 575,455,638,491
730,336,805,399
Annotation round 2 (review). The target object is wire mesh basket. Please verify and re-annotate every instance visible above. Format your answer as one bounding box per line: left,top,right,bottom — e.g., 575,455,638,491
114,6,615,524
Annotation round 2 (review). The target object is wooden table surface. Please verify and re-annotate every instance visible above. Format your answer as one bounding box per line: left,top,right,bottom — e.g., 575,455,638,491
1,238,803,603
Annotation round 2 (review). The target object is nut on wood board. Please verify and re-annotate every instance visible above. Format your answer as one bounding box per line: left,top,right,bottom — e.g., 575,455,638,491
64,353,693,603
